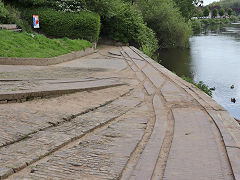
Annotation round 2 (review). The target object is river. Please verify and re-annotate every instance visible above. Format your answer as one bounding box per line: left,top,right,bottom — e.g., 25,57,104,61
159,23,240,120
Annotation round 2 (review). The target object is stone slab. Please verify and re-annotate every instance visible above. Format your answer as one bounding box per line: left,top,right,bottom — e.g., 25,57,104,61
0,91,142,179
226,147,240,180
0,86,132,148
136,72,145,82
0,78,125,102
144,81,155,95
9,104,149,180
164,108,227,180
130,95,168,180
122,46,143,61
161,81,194,103
130,64,138,72
142,65,165,88
132,59,146,69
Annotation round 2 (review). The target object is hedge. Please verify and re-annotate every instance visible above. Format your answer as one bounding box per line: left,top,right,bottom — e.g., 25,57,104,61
23,8,100,42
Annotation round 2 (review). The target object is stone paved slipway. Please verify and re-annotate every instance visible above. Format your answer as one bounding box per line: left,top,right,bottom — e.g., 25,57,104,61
0,45,240,180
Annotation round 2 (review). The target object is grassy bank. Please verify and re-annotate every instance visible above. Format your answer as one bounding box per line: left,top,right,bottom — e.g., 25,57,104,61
0,30,92,58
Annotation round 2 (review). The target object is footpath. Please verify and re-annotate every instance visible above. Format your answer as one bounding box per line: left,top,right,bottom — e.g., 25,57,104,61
0,46,240,180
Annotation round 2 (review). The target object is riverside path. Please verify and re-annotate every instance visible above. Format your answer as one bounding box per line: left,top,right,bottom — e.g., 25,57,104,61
0,45,240,180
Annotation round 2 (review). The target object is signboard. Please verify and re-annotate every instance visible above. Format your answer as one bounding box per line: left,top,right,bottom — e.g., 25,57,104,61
33,15,39,29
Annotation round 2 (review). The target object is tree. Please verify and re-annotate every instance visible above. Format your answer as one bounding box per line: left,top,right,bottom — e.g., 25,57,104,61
203,7,210,17
227,8,233,16
219,8,225,16
173,0,203,20
0,0,9,23
137,0,192,48
212,8,218,17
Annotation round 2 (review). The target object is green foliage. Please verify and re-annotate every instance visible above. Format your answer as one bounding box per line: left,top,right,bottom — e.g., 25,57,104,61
203,7,210,17
5,5,32,32
230,15,238,22
174,0,201,20
23,8,100,42
209,0,240,15
86,0,123,19
219,8,225,16
212,8,218,17
227,8,233,16
194,7,203,17
0,30,92,58
210,0,240,9
0,1,32,32
137,0,192,48
181,75,212,97
190,19,201,32
0,0,9,23
190,18,234,33
86,0,158,57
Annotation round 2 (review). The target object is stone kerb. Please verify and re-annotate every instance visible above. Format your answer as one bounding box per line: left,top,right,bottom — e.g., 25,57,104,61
0,47,95,66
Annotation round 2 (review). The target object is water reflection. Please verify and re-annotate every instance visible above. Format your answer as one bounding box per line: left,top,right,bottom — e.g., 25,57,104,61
157,48,193,79
160,23,240,119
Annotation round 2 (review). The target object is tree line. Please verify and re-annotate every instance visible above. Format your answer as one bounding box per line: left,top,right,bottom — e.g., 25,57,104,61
1,0,203,56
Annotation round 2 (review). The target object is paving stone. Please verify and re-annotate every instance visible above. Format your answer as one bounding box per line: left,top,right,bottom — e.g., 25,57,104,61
0,167,14,179
161,81,194,103
128,61,133,66
136,72,145,82
0,86,131,148
0,78,126,103
130,64,138,72
122,46,143,61
226,147,240,180
132,88,145,100
0,90,141,179
132,59,146,69
142,65,165,88
130,95,168,180
207,110,239,147
108,50,122,57
207,110,240,179
144,81,155,95
10,104,150,179
164,108,227,180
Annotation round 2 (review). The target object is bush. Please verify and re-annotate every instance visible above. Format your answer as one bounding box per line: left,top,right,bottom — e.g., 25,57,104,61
190,19,201,33
86,0,158,57
137,0,192,48
212,8,218,17
23,8,100,42
0,0,9,23
0,1,32,32
203,7,210,17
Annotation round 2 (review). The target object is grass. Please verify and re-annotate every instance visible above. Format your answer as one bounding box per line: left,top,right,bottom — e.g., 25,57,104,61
0,30,93,58
181,75,213,97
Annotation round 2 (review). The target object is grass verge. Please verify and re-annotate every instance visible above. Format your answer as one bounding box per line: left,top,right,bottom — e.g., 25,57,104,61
0,30,92,58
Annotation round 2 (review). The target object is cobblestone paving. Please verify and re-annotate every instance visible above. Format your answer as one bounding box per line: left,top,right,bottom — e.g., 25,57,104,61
0,85,131,147
0,46,240,180
1,88,144,179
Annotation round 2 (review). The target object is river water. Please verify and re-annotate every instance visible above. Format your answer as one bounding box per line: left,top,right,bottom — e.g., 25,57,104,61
159,23,240,119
